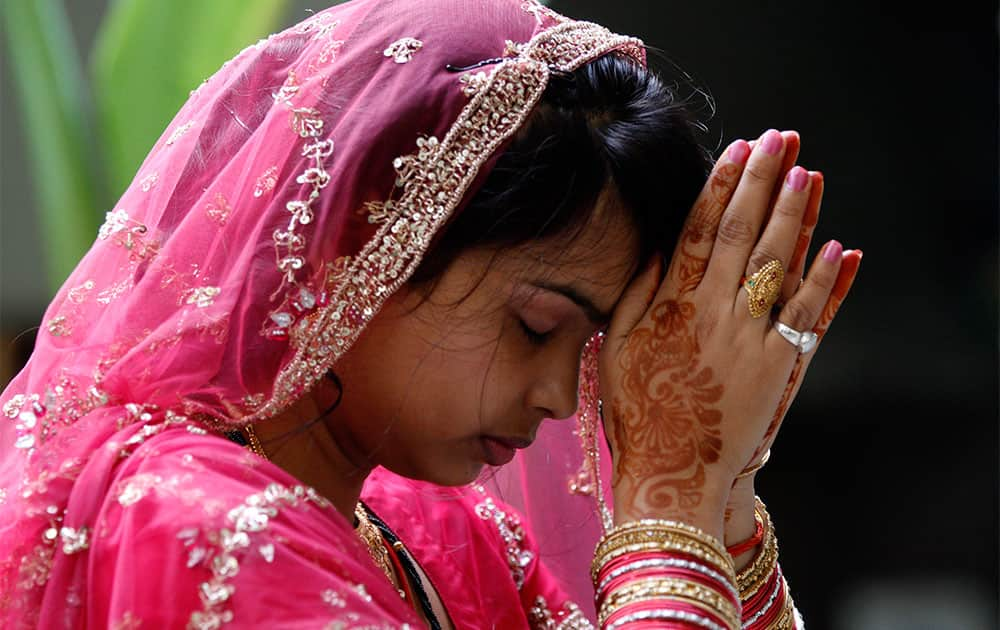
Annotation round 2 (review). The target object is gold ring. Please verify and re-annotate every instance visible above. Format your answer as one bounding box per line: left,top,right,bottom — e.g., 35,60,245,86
742,260,784,318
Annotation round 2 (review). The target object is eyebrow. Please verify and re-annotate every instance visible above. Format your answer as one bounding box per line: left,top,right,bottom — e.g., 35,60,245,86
530,281,611,324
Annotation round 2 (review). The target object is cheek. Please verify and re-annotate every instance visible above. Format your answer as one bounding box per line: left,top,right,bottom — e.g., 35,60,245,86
364,317,514,439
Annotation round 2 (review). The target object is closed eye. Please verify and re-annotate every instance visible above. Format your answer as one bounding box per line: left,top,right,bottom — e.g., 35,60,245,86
518,319,550,345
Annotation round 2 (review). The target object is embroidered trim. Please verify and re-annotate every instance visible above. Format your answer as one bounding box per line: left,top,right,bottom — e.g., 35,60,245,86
569,333,613,531
254,21,643,422
529,596,594,630
474,491,533,590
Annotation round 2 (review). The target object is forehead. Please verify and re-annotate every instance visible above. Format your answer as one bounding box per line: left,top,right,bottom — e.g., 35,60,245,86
495,187,640,314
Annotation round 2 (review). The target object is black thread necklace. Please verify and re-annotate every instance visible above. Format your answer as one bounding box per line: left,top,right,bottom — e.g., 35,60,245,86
361,502,443,630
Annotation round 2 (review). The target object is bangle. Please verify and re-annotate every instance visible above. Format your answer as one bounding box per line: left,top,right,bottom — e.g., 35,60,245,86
604,602,733,630
596,553,741,604
592,520,741,630
735,449,770,480
599,577,741,629
741,566,784,628
593,519,734,583
726,507,765,557
737,498,778,599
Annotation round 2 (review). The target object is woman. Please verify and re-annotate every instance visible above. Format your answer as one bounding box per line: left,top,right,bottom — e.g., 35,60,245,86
0,0,861,627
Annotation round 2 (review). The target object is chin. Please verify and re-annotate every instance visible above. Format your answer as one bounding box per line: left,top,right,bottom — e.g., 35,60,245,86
383,457,485,487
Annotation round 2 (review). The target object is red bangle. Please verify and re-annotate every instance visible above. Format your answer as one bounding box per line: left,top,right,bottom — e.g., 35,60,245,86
726,513,764,557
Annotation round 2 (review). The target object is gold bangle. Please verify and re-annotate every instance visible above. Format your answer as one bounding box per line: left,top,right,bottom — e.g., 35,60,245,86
593,534,735,584
601,592,741,630
737,497,778,599
592,519,734,583
600,578,740,628
600,519,732,560
769,597,797,630
736,449,771,479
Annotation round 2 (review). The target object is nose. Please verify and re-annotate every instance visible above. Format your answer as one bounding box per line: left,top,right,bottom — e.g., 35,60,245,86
525,357,580,421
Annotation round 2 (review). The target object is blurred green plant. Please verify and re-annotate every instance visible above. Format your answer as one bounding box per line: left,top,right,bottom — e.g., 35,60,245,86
3,0,291,292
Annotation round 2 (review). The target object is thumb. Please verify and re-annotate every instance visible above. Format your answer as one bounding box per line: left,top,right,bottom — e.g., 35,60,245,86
606,253,663,343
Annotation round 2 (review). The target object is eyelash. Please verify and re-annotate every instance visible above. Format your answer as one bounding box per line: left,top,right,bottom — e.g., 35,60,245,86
518,319,550,345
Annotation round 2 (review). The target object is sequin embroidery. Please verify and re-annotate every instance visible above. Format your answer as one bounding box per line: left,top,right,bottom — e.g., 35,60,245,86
474,490,533,590
383,37,423,63
529,596,594,630
255,21,644,423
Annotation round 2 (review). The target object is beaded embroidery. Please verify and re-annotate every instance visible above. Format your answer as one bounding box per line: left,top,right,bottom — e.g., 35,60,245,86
474,491,533,590
529,596,594,630
254,20,644,422
383,37,423,64
185,482,333,630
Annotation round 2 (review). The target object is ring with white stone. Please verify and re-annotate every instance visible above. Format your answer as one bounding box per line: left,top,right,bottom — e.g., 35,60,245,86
774,321,818,354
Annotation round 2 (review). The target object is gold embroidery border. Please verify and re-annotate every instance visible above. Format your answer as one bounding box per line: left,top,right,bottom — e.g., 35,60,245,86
251,21,645,422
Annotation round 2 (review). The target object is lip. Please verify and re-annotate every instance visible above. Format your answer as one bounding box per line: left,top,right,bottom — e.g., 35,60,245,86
480,435,532,466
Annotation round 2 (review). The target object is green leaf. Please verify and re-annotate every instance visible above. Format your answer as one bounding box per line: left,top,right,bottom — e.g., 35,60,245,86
91,0,291,196
2,0,105,291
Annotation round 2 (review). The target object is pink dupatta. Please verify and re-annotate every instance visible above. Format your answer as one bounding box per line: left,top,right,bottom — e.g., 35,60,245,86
0,0,645,626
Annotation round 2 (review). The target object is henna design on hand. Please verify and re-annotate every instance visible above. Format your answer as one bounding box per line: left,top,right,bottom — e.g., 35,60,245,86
748,251,862,463
673,163,740,295
610,298,724,514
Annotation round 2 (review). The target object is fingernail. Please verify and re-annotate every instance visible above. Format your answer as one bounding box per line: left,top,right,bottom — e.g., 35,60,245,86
727,140,750,164
759,129,783,155
823,240,843,262
786,166,808,191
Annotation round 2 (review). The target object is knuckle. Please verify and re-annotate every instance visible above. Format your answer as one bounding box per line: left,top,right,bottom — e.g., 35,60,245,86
710,165,739,197
780,298,816,330
741,162,772,185
809,266,838,293
773,197,805,219
716,212,754,247
746,247,783,276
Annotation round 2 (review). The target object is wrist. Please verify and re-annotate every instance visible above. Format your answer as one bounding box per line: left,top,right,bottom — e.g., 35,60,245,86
725,477,759,570
612,478,728,542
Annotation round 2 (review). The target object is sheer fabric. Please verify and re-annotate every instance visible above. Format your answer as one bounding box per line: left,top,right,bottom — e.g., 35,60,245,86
0,0,645,626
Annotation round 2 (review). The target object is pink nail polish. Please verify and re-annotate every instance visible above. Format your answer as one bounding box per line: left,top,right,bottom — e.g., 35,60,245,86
823,240,843,262
759,129,783,155
728,140,750,164
786,166,808,192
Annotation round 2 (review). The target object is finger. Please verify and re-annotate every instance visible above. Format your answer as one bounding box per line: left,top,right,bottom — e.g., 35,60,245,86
664,139,750,295
770,131,801,209
751,249,862,459
702,129,789,290
606,254,663,342
749,130,799,183
781,171,824,303
776,248,863,395
814,248,863,335
766,239,843,356
736,165,813,321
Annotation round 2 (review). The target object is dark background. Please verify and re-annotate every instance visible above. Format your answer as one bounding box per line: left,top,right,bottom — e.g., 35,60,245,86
544,1,998,627
2,1,997,628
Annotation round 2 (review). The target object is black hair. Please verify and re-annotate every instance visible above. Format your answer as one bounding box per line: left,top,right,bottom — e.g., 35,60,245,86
410,51,713,286
252,52,712,453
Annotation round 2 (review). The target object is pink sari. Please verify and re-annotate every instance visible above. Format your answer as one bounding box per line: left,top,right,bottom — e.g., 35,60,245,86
0,0,643,626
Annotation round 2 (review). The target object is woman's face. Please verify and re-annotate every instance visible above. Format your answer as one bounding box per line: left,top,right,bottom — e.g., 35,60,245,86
329,195,641,486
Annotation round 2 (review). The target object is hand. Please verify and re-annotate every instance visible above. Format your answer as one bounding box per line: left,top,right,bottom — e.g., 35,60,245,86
599,130,861,539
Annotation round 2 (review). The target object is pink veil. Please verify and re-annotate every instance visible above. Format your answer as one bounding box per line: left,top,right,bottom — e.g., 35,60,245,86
1,0,644,622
